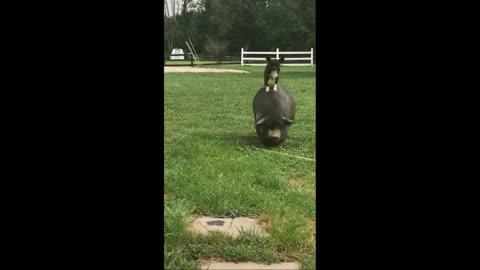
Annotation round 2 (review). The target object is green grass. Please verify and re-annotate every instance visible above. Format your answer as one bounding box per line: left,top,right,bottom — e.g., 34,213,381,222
164,65,316,269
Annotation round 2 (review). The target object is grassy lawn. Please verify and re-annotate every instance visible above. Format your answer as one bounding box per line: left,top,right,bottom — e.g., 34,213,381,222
164,65,316,269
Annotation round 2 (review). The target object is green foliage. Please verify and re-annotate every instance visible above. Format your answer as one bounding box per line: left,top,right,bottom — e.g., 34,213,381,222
165,0,315,54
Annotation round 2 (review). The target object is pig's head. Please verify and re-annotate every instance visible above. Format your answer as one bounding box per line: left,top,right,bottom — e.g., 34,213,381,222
255,113,294,146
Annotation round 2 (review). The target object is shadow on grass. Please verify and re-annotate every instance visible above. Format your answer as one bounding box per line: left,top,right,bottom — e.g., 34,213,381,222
193,130,291,150
198,131,263,147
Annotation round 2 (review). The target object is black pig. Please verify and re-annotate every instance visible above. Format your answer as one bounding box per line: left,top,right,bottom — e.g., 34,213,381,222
253,85,295,146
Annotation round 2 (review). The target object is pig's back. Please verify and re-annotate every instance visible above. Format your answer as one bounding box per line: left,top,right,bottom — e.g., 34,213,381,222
253,86,295,121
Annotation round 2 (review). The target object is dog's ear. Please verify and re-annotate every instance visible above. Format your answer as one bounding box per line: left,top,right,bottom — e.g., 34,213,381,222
279,56,285,63
266,56,271,62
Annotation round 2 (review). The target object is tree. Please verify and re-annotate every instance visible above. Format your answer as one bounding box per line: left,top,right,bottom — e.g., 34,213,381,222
174,0,316,55
204,38,230,64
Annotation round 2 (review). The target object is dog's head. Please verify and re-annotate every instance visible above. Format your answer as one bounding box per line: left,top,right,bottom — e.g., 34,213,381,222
265,56,285,79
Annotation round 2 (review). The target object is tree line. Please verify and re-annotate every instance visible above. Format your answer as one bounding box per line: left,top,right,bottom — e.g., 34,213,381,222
164,0,315,57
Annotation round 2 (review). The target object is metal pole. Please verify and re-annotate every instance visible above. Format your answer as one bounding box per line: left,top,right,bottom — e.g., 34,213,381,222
185,41,198,66
188,38,201,66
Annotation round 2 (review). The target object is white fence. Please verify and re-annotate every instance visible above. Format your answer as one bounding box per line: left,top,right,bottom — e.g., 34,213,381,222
241,48,314,66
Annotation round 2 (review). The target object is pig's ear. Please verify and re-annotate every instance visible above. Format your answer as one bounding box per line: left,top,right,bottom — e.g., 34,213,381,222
282,115,293,125
256,115,270,125
266,56,271,62
279,56,285,63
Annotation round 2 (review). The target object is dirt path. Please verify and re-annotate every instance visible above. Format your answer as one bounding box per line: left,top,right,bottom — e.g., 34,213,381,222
164,66,249,73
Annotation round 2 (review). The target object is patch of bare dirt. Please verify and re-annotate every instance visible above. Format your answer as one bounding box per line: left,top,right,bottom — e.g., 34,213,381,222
306,188,316,198
287,178,305,188
308,218,316,246
308,218,316,233
287,178,316,198
164,66,249,73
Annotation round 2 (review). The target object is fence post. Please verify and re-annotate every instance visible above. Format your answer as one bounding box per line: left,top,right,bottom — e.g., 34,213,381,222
276,48,279,60
241,48,244,66
190,53,193,67
310,48,314,67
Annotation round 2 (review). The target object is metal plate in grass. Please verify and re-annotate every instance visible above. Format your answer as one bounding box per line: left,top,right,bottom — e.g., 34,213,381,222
189,216,268,238
201,261,300,270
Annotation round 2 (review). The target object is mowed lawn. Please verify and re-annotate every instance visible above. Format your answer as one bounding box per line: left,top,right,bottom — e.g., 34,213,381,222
164,65,316,269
